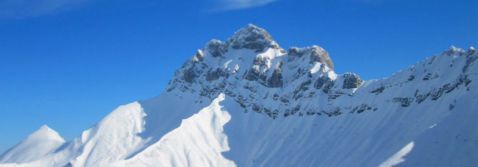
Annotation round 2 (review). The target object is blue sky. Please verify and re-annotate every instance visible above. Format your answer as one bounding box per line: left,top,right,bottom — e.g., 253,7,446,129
0,0,476,152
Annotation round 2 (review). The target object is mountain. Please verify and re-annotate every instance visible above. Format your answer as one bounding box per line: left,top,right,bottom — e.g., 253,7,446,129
1,24,477,167
0,125,65,164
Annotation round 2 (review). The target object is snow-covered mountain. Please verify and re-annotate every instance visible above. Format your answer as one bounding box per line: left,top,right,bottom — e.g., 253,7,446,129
1,24,477,167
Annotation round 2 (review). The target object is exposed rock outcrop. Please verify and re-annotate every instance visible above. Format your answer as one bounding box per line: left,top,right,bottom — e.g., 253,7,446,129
228,24,279,52
342,73,363,89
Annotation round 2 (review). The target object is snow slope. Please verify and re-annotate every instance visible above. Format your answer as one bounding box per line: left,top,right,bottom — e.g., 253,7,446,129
1,25,477,167
0,125,65,164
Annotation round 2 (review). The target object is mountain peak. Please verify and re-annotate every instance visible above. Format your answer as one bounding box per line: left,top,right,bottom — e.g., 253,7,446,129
443,45,477,57
228,24,279,52
0,125,65,163
233,24,269,37
29,125,64,143
170,25,339,103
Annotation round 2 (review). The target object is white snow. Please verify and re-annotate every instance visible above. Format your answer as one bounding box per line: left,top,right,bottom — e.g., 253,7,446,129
379,142,415,167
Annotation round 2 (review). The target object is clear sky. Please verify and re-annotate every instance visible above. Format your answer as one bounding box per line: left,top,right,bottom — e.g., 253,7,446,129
0,0,476,152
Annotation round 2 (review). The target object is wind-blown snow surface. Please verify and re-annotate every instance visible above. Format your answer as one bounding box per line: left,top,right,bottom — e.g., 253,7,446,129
1,25,477,167
0,125,65,164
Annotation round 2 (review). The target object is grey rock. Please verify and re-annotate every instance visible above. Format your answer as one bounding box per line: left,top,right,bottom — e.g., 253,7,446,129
286,46,334,70
371,86,385,94
183,67,197,83
244,57,267,81
280,96,290,103
206,39,227,57
253,56,268,66
252,103,262,113
415,74,472,103
263,108,278,119
463,53,478,73
449,104,455,110
206,68,228,81
322,108,342,117
422,73,438,81
430,87,445,101
393,97,414,107
287,47,305,62
415,92,430,104
293,80,312,99
322,81,335,94
267,61,284,88
291,105,301,115
244,68,259,81
193,50,204,62
351,104,373,114
314,76,332,89
309,46,334,69
328,94,341,100
228,24,279,52
268,68,283,87
342,73,363,89
244,68,267,83
443,46,465,56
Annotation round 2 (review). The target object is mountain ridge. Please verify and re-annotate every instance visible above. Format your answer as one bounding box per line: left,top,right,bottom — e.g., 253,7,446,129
1,24,477,167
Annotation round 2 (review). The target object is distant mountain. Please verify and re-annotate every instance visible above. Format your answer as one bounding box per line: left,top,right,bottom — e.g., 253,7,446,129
1,24,477,167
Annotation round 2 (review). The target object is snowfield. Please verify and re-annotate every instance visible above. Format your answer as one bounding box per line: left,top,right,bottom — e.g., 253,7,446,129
1,25,477,167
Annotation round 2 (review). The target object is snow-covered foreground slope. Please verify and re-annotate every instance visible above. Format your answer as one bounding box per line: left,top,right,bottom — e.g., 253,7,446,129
0,126,65,164
1,25,477,167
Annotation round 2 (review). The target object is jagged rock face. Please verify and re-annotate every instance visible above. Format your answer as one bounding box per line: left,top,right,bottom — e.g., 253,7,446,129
206,40,228,58
168,24,477,120
168,25,350,118
183,66,197,83
314,75,335,93
168,25,343,118
309,47,334,69
288,46,334,69
268,64,283,88
342,73,363,89
206,68,229,81
228,24,279,52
